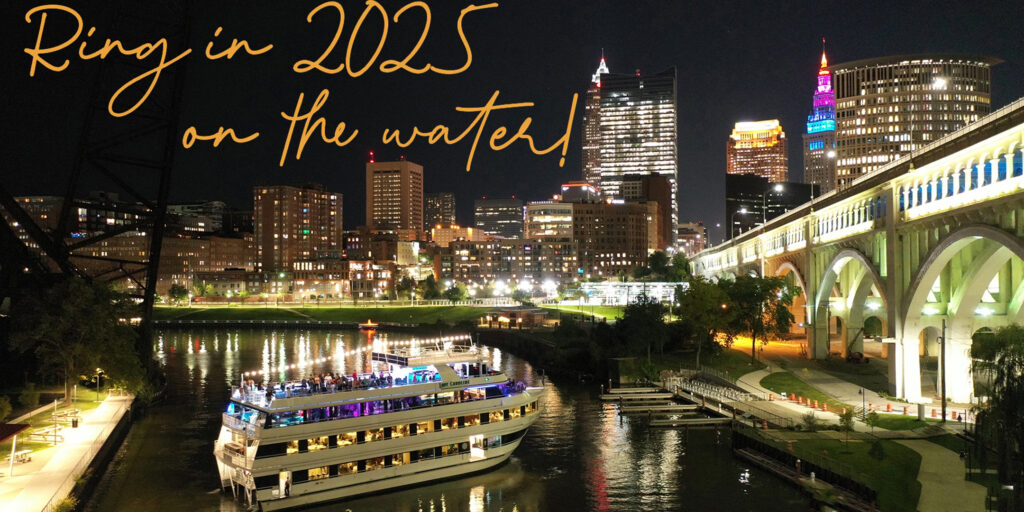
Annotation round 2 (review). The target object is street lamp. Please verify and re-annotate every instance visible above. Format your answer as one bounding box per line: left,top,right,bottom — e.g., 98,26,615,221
763,183,784,224
95,368,104,401
730,208,749,239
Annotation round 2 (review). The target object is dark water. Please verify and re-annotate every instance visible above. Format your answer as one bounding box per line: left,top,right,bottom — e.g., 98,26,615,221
87,329,808,512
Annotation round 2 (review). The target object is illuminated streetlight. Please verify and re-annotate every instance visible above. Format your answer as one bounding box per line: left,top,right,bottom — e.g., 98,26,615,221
730,208,749,239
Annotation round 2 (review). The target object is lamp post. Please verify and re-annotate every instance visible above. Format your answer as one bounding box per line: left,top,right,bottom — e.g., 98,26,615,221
730,208,749,239
763,183,784,225
95,368,104,401
940,317,947,423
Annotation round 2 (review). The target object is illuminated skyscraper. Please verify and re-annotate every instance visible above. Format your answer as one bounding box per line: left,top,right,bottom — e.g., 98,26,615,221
253,184,343,272
424,192,456,231
582,55,609,188
596,67,678,242
833,54,997,190
726,120,788,183
365,160,424,240
803,44,837,195
474,198,524,239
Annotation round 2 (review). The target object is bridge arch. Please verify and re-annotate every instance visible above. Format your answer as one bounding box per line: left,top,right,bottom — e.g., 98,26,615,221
901,223,1024,402
812,248,886,358
774,261,808,335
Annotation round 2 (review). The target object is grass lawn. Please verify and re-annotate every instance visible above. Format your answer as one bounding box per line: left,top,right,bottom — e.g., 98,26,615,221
154,307,307,321
760,372,850,412
870,415,940,431
541,304,624,320
813,358,891,394
654,348,766,379
296,306,486,324
795,439,921,512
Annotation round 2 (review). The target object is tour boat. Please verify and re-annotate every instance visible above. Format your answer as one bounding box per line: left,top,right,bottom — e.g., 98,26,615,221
213,340,544,511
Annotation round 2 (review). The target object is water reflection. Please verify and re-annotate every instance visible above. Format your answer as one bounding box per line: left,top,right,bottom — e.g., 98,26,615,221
89,329,807,512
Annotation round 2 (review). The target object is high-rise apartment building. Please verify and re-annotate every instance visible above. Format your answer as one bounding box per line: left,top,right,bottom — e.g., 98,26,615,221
833,54,997,190
621,173,674,250
595,67,678,236
727,120,788,183
474,198,524,239
581,56,609,187
365,160,424,240
253,184,343,272
803,47,837,195
677,222,707,258
424,192,456,231
725,174,816,239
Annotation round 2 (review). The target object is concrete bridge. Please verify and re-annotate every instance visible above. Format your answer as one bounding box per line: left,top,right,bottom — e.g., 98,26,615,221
693,96,1024,404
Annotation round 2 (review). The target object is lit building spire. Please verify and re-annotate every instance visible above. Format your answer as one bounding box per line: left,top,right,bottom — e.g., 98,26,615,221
820,37,828,69
591,52,609,86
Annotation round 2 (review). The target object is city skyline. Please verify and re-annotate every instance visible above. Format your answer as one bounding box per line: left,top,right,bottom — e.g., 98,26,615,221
5,1,1024,239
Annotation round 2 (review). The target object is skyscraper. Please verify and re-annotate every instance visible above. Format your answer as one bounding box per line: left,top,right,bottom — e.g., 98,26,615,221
253,184,343,272
424,192,456,231
595,67,678,242
581,55,609,188
726,120,788,183
833,54,997,190
803,44,837,195
474,198,524,239
365,160,424,240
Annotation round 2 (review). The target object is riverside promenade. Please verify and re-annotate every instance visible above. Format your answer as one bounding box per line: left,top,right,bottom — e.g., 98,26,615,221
0,394,131,512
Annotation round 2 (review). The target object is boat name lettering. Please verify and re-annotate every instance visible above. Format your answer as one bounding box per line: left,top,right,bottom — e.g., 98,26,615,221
440,379,470,389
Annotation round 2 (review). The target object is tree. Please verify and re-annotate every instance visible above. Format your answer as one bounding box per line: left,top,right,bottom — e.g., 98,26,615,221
168,283,189,305
443,283,468,304
396,276,417,299
10,278,148,401
417,275,442,300
675,277,733,369
667,252,693,282
616,294,668,363
192,282,215,298
511,289,531,305
719,275,798,363
838,408,856,450
801,411,820,432
648,251,670,279
971,324,1024,507
865,411,880,432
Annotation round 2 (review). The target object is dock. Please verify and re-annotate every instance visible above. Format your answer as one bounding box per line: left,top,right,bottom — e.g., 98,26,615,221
605,387,663,394
650,417,733,428
599,393,674,401
619,404,699,414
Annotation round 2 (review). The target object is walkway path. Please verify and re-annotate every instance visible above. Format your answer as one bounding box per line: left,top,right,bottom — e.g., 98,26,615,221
897,439,987,512
0,395,131,512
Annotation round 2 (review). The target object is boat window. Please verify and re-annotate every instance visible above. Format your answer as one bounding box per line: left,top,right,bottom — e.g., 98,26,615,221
436,392,455,405
441,443,460,456
489,410,504,423
509,407,521,419
256,442,286,458
308,466,330,480
484,386,504,399
338,461,358,475
464,414,481,427
365,456,386,472
286,440,299,454
392,424,409,438
416,447,435,460
392,452,410,466
480,412,489,424
366,428,385,442
253,474,276,489
416,420,433,434
440,417,456,431
308,436,329,452
338,432,357,446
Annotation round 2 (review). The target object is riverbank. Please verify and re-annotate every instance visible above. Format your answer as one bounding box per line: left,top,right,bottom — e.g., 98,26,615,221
153,305,488,325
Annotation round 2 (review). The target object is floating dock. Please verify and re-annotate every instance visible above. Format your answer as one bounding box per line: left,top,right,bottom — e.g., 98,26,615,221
649,417,733,428
619,404,700,414
599,393,674,401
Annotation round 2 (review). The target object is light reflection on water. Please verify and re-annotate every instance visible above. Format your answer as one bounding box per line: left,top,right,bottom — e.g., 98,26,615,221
89,329,807,512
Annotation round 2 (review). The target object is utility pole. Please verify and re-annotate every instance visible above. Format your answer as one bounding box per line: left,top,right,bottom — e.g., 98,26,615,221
940,318,947,423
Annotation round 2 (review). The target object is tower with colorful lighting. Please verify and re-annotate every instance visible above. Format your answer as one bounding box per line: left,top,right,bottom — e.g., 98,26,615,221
581,54,609,188
802,40,837,195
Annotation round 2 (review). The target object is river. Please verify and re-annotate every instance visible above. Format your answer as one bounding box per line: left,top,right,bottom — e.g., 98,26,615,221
85,328,808,511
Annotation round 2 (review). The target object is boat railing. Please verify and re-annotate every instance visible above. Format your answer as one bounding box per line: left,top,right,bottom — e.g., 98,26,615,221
222,413,259,436
233,369,505,407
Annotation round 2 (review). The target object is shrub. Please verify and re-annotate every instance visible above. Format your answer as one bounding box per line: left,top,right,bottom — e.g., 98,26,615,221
868,440,885,460
52,496,78,512
0,396,11,421
19,383,40,409
802,411,820,432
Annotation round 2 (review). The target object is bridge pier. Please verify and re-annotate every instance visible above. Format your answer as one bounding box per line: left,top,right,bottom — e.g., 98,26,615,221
944,337,975,404
888,336,923,403
811,320,830,359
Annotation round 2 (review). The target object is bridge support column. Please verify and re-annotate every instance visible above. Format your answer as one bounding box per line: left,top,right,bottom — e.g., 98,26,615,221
811,319,830,359
944,337,975,404
842,319,864,356
888,336,923,402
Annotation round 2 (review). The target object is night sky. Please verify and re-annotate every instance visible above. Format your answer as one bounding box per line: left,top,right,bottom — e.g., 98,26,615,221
4,1,1024,243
